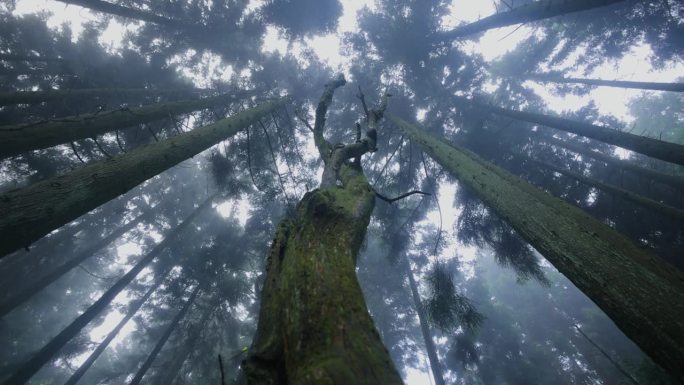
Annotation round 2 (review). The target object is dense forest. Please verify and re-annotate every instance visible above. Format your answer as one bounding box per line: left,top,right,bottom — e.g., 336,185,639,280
0,0,682,384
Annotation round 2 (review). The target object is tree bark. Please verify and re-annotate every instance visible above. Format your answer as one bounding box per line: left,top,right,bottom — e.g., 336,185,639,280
0,91,249,158
456,96,684,166
0,98,286,258
54,0,200,30
128,284,202,385
387,112,684,382
0,88,204,106
532,159,684,221
63,268,170,385
522,73,684,92
541,135,684,190
404,259,446,385
244,76,401,385
439,0,625,40
0,212,148,318
0,194,215,385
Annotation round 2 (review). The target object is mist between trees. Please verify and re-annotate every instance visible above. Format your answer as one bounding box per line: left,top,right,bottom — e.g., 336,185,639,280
0,1,683,385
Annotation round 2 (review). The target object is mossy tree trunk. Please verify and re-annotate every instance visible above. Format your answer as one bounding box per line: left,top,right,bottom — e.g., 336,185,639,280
456,96,684,166
243,76,403,385
0,98,285,258
1,195,214,385
439,0,625,40
387,113,684,382
522,73,684,92
0,91,249,158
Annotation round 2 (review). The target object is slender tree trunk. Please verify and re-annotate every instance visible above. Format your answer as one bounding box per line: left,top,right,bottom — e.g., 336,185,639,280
0,88,205,106
0,91,250,158
54,0,200,29
522,73,684,92
387,112,684,382
128,285,202,385
0,212,148,318
63,268,171,385
0,194,214,385
541,136,684,190
244,179,403,384
439,0,625,40
404,259,446,385
456,96,684,166
0,98,286,258
151,299,216,385
532,159,684,221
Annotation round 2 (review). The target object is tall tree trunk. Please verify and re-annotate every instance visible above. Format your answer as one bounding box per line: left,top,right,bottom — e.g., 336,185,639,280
0,194,214,385
531,158,684,221
456,96,684,166
128,284,202,385
0,91,249,158
540,135,684,190
0,88,204,106
404,259,446,385
0,98,286,258
439,0,625,40
0,212,148,318
244,184,403,384
522,73,684,92
387,113,684,382
63,268,171,385
151,299,216,385
54,0,200,29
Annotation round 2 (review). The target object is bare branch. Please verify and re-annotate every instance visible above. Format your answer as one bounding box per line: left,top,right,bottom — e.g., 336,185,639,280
295,110,314,132
357,85,369,120
70,142,86,164
375,190,431,204
314,74,346,161
91,137,113,159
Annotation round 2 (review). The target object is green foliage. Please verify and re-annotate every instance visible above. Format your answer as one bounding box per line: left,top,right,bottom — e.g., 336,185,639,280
425,263,484,332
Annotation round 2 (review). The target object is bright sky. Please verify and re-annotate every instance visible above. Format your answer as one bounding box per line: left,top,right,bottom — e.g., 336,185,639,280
10,1,682,383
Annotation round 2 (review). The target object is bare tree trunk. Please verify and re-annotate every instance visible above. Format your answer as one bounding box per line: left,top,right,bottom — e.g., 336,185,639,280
0,212,148,318
404,259,446,385
63,268,171,385
0,88,205,106
54,0,199,29
532,158,684,221
522,73,684,92
0,98,286,258
128,284,202,385
456,96,684,166
0,91,249,158
0,194,215,385
387,112,684,382
440,0,625,39
540,135,684,190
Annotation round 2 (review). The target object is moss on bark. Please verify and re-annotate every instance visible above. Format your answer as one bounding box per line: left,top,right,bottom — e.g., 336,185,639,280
244,169,403,385
388,113,684,382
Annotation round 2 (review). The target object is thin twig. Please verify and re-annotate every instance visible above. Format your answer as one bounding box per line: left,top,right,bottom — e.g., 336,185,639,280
375,190,431,204
91,137,113,159
357,85,370,120
70,142,86,164
295,110,314,132
146,124,159,142
78,264,116,280
258,119,292,208
372,135,404,187
574,325,641,385
115,130,126,153
245,127,264,192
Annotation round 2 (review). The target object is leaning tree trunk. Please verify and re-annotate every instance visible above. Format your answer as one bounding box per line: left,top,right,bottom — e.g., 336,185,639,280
387,113,684,382
540,135,684,190
63,268,171,385
0,212,148,318
54,0,200,29
404,259,446,385
439,0,625,40
151,298,217,385
128,284,202,385
244,177,403,384
0,91,250,158
531,158,684,221
456,96,684,166
522,73,684,92
0,195,214,385
0,98,286,258
0,87,204,106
